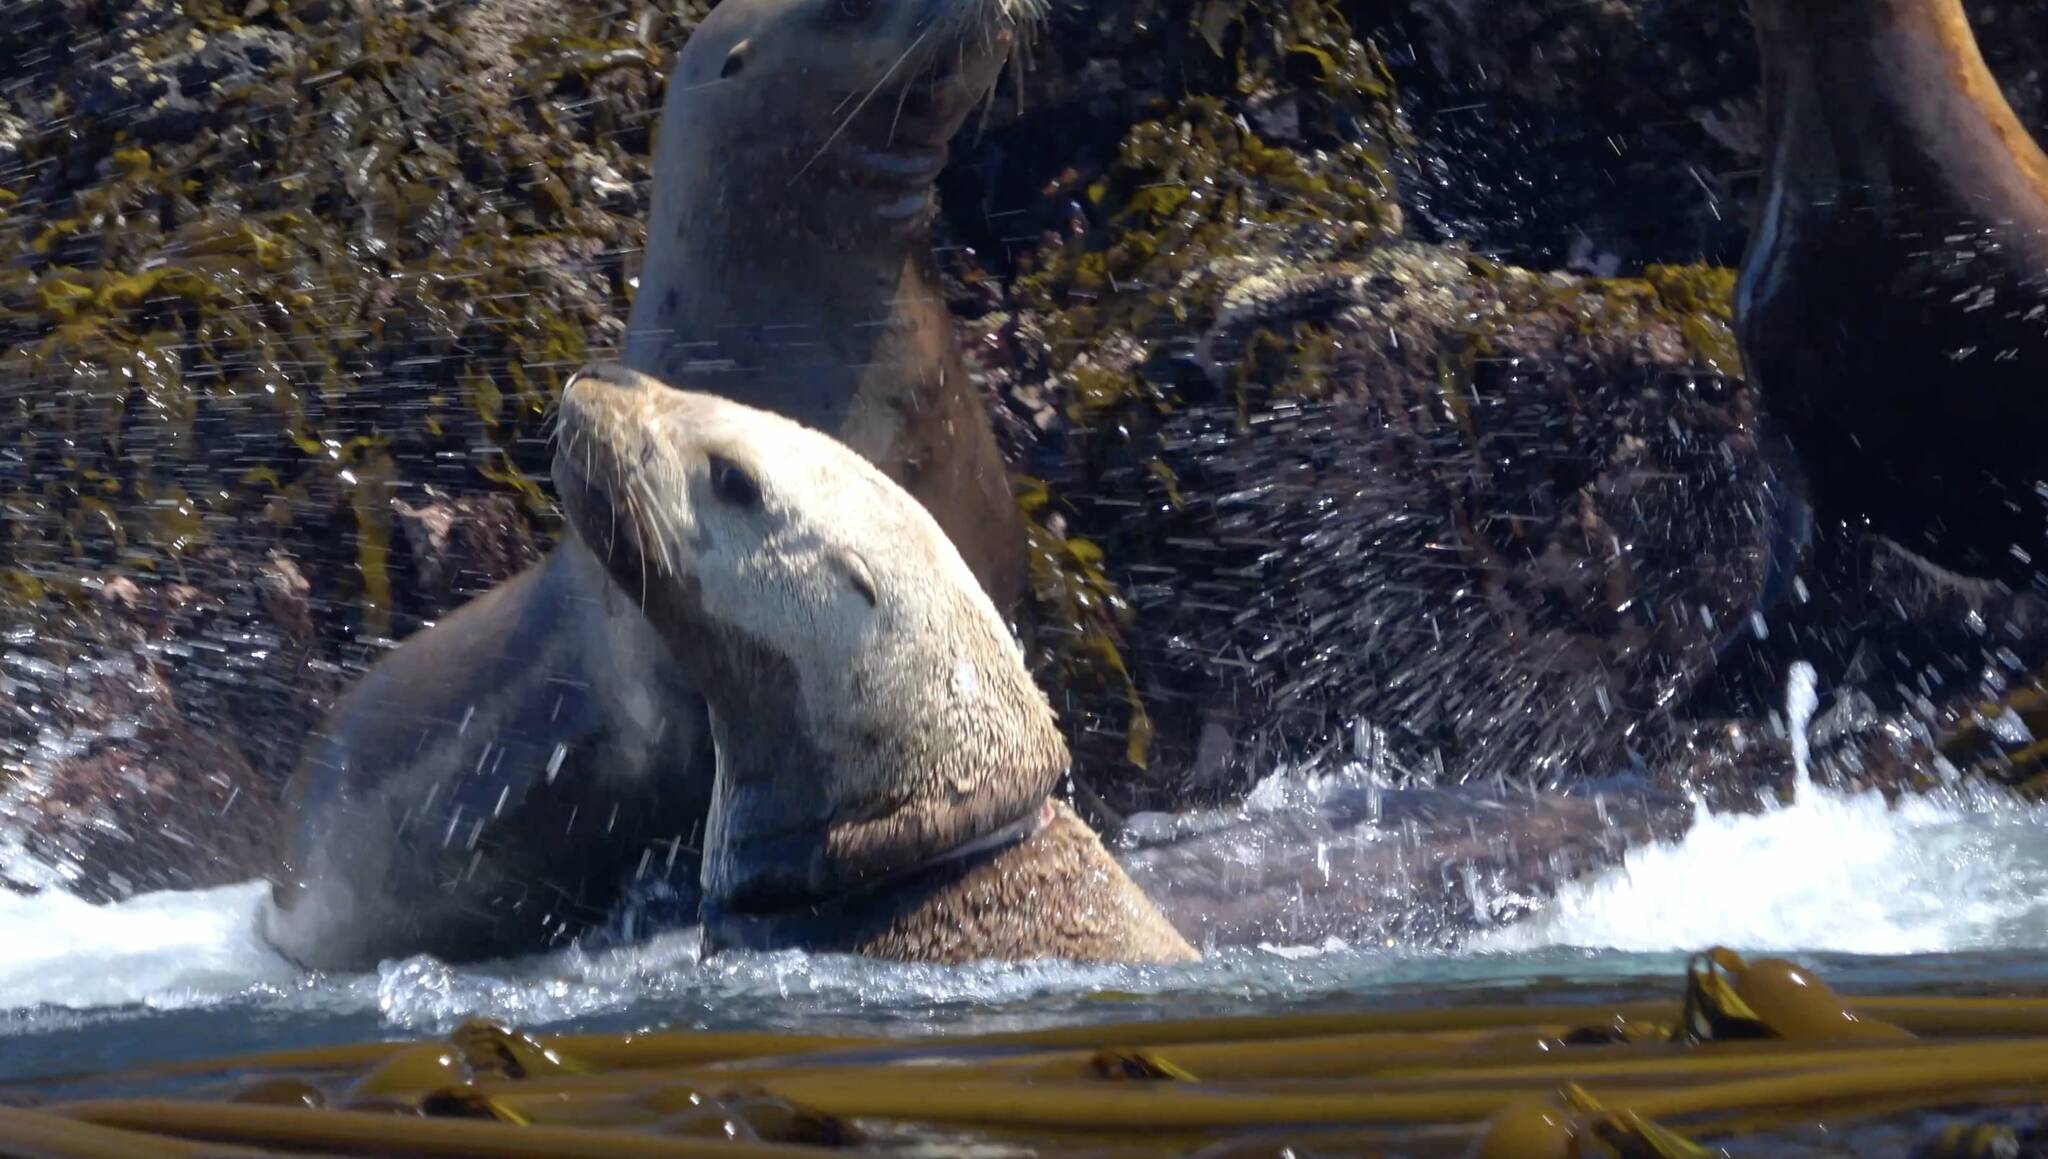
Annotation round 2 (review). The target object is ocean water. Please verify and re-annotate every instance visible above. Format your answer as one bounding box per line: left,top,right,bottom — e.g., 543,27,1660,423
4,761,2047,1084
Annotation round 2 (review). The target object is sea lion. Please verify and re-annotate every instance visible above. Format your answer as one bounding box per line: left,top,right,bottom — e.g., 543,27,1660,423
260,0,1038,970
623,0,1031,613
258,544,713,969
1735,0,2048,587
551,363,1194,964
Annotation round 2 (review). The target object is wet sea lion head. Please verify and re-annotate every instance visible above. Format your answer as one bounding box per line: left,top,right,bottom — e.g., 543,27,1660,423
664,0,1040,223
551,363,1067,914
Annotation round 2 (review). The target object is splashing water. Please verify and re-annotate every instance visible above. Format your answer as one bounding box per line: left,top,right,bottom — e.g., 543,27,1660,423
4,780,2047,1023
1475,659,2048,955
1475,782,2048,956
0,877,291,1011
1786,659,1819,798
4,658,2048,1077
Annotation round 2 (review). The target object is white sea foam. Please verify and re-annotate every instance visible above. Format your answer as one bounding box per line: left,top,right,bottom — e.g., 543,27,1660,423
0,873,292,1011
5,774,2045,1023
1477,782,2048,955
6,647,2048,1025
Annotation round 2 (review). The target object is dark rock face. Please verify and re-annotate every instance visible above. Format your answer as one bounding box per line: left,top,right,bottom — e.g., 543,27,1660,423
975,247,1789,809
950,50,1786,811
393,493,543,611
2,550,326,900
942,0,2048,822
1373,0,2045,272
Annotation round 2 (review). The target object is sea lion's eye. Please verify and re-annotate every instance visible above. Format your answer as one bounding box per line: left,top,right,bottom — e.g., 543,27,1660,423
707,454,762,509
720,39,750,78
836,0,878,19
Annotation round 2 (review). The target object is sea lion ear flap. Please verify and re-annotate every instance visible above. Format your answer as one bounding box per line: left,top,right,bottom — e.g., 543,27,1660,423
838,550,879,607
720,38,752,79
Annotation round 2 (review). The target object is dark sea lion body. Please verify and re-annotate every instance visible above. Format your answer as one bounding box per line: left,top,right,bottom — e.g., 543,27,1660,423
1736,0,2048,585
261,0,1034,971
553,365,1193,965
259,543,712,968
623,0,1029,612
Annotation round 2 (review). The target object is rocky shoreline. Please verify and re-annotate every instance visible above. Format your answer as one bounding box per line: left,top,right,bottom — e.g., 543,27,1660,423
1,0,2043,906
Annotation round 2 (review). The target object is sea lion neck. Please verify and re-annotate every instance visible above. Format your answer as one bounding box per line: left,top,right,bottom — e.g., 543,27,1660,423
702,799,1197,964
668,602,1069,915
627,222,944,442
701,797,1053,930
1745,0,2048,225
1735,0,2048,584
699,797,1054,953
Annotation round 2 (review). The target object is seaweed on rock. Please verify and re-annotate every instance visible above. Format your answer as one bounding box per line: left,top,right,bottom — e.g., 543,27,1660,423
0,0,698,892
983,224,1786,810
958,2,1784,811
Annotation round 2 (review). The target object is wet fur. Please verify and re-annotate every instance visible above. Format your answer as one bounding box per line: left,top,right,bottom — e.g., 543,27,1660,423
553,364,1194,965
623,0,1033,614
262,0,1039,970
260,540,712,970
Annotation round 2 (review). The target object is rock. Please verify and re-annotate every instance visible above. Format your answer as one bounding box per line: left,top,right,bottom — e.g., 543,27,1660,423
0,0,677,892
1120,780,1693,949
3,549,328,898
392,491,542,614
979,239,1788,809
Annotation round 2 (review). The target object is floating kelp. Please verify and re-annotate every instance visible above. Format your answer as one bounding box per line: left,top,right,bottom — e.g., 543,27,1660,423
6,948,2048,1157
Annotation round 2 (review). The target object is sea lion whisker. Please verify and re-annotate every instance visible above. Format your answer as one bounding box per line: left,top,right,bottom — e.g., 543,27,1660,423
793,25,932,184
974,69,1002,139
668,74,746,98
601,445,620,564
639,523,651,610
642,482,680,581
889,81,915,146
620,488,653,611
